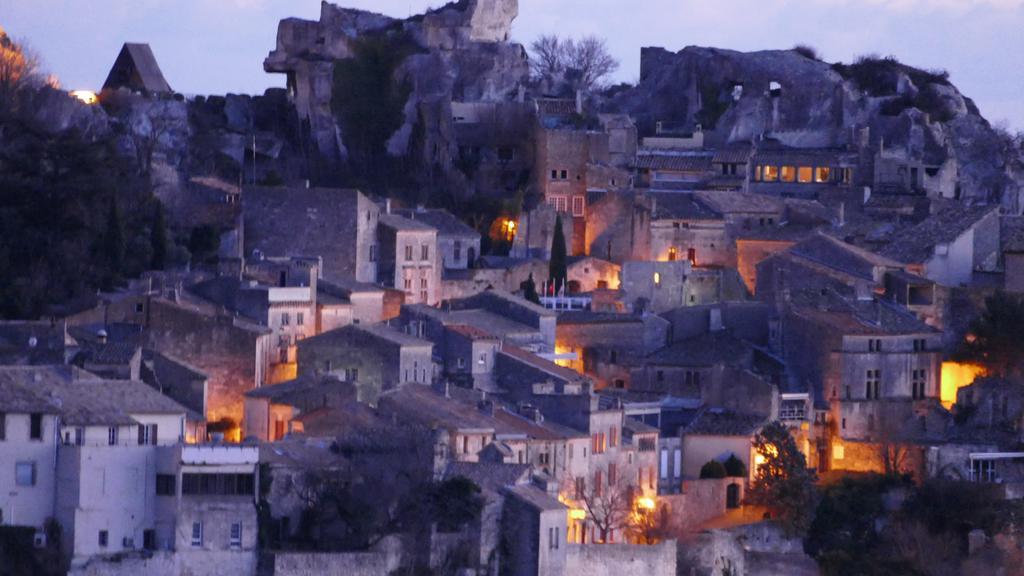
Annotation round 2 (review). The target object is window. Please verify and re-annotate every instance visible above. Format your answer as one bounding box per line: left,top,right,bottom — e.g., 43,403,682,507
797,166,813,183
405,245,414,261
230,523,242,548
560,170,568,180
421,245,429,261
0,413,5,441
868,339,882,352
156,474,176,496
181,473,256,496
660,449,669,479
369,244,378,262
815,167,831,183
572,196,585,217
547,196,568,213
457,357,465,369
74,427,84,446
99,530,109,548
594,470,603,497
674,448,682,478
912,369,928,399
143,529,156,551
191,522,203,547
108,426,119,446
135,302,145,313
15,462,35,486
346,368,359,382
609,426,618,448
865,370,881,399
780,166,796,182
29,414,42,440
608,463,617,486
281,313,290,326
763,165,779,182
404,278,413,291
653,272,661,286
668,247,677,261
296,312,304,326
842,168,853,184
575,477,585,500
420,290,428,302
420,278,428,289
639,437,656,452
454,240,462,262
138,424,158,446
609,350,618,364
550,169,558,180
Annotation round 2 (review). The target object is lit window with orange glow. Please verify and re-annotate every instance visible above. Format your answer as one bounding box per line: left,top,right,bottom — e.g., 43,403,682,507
780,166,796,182
815,167,831,183
653,272,661,286
668,248,677,262
940,362,987,409
797,166,813,183
763,165,779,182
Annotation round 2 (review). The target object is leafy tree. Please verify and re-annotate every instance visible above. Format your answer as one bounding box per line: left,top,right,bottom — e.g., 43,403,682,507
0,30,42,115
700,460,727,479
427,476,484,533
150,202,168,271
188,225,221,263
548,215,567,295
520,272,540,304
724,454,747,478
956,291,1024,376
745,421,818,536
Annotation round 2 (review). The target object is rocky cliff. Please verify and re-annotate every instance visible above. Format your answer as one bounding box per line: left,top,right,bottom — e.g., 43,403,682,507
264,0,528,178
610,46,1023,209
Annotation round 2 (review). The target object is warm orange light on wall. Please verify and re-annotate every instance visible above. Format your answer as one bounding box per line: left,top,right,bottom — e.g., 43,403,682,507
637,497,656,511
569,508,587,520
940,362,987,409
70,90,98,104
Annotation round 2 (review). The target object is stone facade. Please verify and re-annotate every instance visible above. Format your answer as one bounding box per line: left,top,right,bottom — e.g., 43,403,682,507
564,541,677,576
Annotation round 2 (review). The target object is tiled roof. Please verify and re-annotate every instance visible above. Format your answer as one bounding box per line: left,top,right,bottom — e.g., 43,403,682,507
712,147,753,164
752,147,856,166
445,462,531,493
790,296,938,336
685,408,766,436
636,152,714,172
646,332,753,368
789,233,901,281
499,346,585,384
557,312,644,325
395,209,479,238
379,213,437,232
649,192,723,221
447,324,500,341
505,484,567,511
77,341,140,365
878,205,999,264
695,190,784,214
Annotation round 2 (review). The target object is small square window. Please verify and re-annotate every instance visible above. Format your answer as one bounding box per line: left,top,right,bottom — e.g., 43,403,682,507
191,522,203,547
15,462,35,486
99,530,108,547
230,522,242,548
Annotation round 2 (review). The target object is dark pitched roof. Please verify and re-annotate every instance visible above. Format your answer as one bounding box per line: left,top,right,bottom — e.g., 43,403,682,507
695,191,783,214
789,233,901,281
505,484,567,511
649,192,722,221
557,312,644,325
752,147,856,166
636,152,714,172
878,205,999,264
379,213,437,233
646,331,754,368
445,462,531,493
76,340,140,366
395,209,479,238
685,409,766,436
0,321,67,365
790,295,938,336
102,43,172,94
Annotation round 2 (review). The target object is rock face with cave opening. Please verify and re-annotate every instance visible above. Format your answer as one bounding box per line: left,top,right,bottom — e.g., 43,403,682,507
607,46,1023,209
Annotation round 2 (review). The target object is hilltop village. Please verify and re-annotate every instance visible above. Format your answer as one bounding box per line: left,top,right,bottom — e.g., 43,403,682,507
2,1,1024,575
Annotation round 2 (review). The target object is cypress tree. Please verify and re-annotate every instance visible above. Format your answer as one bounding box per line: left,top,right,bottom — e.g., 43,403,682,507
150,202,168,271
548,214,567,295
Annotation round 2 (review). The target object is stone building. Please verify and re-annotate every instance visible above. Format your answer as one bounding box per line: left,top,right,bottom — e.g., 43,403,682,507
395,207,481,270
296,323,434,397
680,409,767,482
1003,216,1024,293
566,256,621,293
648,192,730,267
377,213,441,306
102,43,172,95
440,324,502,391
0,320,70,365
555,312,670,390
243,186,380,284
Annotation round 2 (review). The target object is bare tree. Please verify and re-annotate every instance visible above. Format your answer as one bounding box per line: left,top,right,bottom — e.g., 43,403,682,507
628,501,673,545
564,36,619,93
0,31,43,112
874,413,913,476
576,478,635,543
528,34,619,94
529,35,564,80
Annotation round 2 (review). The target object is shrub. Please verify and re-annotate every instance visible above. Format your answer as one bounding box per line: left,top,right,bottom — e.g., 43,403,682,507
792,44,820,61
724,454,748,478
700,460,728,479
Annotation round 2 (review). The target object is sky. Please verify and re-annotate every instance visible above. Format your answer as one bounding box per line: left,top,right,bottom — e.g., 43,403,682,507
2,0,1022,129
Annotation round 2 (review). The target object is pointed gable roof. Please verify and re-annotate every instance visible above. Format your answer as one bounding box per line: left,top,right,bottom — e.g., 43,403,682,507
103,43,172,94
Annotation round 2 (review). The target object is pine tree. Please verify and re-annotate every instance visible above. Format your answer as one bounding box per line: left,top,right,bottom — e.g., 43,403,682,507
549,215,567,295
746,421,818,536
150,202,168,271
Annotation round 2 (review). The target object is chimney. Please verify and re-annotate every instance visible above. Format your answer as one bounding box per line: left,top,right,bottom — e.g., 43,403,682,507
575,90,583,115
305,179,311,189
838,202,846,227
385,198,392,214
97,329,108,344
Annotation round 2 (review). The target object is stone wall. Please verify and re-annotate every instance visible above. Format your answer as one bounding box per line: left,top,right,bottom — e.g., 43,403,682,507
70,550,256,576
662,478,744,532
272,536,404,576
565,541,676,576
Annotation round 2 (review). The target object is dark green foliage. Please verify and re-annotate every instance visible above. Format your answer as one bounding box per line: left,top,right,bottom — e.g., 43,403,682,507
694,82,729,130
832,55,950,97
428,476,485,533
793,44,820,61
150,202,168,270
548,215,568,294
724,454,747,478
746,421,818,536
902,480,1023,538
521,272,541,304
188,224,221,263
331,33,418,181
0,117,156,319
956,291,1024,376
699,460,727,479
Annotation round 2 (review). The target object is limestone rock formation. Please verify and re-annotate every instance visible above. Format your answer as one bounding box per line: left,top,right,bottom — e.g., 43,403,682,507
264,0,527,172
610,46,1023,209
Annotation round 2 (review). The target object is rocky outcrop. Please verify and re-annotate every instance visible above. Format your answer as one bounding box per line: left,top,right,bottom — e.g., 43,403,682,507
264,0,527,169
610,46,1022,209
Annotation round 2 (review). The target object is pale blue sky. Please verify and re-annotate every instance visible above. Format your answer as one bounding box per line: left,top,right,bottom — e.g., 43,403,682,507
2,0,1022,129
